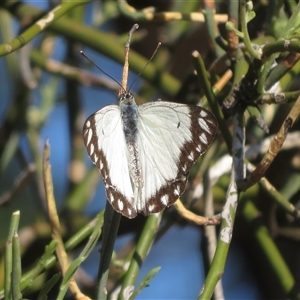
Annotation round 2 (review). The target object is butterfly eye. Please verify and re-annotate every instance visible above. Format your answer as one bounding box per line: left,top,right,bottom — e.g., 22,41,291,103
119,94,125,102
119,93,134,104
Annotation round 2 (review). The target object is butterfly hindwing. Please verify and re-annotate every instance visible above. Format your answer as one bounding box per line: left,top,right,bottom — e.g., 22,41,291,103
83,106,138,218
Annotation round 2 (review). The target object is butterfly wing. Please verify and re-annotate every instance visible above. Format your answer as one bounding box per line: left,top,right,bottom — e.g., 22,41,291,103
83,105,138,218
136,101,218,215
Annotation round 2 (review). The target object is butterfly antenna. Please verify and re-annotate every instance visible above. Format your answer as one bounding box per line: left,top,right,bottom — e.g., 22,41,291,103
128,42,162,92
121,23,139,95
80,50,124,92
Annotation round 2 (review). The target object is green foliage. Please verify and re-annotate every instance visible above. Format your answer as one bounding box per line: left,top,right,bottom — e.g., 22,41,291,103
0,1,300,299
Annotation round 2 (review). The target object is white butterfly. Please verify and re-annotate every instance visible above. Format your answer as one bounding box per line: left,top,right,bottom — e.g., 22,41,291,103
83,91,218,218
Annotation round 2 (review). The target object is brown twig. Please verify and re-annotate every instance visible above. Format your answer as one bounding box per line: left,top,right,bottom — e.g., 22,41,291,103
43,140,90,300
121,23,139,94
0,164,35,206
239,94,300,191
118,0,227,23
174,199,221,226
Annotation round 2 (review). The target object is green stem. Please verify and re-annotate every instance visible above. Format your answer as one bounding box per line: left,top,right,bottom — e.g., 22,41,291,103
242,200,299,299
0,0,92,56
97,204,121,300
199,107,245,299
4,212,104,295
4,211,20,300
239,0,261,60
8,3,180,97
11,232,22,300
118,214,161,299
203,2,223,57
192,51,232,152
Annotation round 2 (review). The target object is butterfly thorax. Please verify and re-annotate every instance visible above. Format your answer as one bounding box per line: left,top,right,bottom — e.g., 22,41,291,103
119,92,138,142
119,92,143,191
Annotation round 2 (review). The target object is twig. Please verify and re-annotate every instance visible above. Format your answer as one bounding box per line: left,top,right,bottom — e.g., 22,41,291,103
256,91,300,105
15,213,104,295
239,0,261,60
121,23,139,93
192,50,232,152
11,231,22,300
239,93,300,191
10,3,181,97
193,131,300,197
0,1,92,56
199,107,245,299
202,0,223,57
58,213,104,300
242,200,299,298
43,140,68,272
211,69,233,95
118,213,162,300
174,199,221,226
225,0,239,59
96,204,121,300
43,140,87,299
30,50,120,92
19,43,37,89
247,163,300,219
4,211,20,300
203,170,224,299
264,52,300,91
118,0,228,23
0,164,35,206
96,23,139,300
262,39,300,62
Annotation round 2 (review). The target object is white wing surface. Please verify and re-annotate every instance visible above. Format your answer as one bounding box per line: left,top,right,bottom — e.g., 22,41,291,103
83,106,138,218
83,101,217,218
136,101,218,215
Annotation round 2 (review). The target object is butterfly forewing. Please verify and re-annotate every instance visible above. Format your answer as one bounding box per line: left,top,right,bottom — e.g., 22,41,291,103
136,102,218,215
83,106,139,218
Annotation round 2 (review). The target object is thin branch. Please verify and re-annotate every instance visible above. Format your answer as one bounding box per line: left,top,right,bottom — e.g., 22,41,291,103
203,170,225,299
11,231,22,300
247,163,300,219
96,24,140,300
117,214,162,300
118,0,228,23
15,214,104,295
242,200,299,298
43,140,87,299
30,50,120,92
96,205,121,300
239,0,261,60
121,23,139,93
0,1,92,56
192,50,232,152
9,3,181,97
255,91,300,105
4,211,20,300
199,107,245,299
174,199,221,226
0,164,35,206
240,93,300,191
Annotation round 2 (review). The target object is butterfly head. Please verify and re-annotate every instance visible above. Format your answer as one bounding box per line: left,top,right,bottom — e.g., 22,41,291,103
118,91,136,106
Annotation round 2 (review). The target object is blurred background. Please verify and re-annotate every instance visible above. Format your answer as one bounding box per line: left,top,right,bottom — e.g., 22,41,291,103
0,1,300,299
